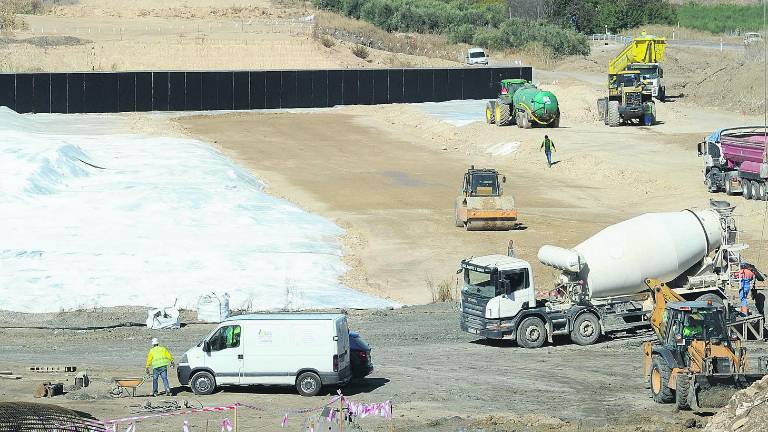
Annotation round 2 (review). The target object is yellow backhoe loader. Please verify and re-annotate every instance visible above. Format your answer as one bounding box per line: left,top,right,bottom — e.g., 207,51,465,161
643,279,767,410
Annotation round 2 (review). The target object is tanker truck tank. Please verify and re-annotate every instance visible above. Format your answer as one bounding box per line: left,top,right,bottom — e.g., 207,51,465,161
537,208,722,300
512,85,560,128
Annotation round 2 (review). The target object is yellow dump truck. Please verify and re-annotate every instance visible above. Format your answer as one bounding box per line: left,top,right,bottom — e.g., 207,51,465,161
454,166,517,231
597,33,666,126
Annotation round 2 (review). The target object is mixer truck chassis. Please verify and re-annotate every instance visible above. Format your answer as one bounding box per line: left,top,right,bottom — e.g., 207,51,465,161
461,296,648,347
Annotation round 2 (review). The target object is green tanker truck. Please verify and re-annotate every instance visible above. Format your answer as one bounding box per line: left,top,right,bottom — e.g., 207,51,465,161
485,79,560,128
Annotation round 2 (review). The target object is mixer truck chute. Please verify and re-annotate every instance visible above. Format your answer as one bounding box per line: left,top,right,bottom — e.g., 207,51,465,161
459,202,747,348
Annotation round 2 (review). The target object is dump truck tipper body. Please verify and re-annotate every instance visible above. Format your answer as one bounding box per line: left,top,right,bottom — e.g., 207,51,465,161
699,127,768,200
460,202,742,348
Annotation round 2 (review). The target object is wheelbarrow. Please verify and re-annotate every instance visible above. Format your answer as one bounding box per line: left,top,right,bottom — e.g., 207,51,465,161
111,377,145,397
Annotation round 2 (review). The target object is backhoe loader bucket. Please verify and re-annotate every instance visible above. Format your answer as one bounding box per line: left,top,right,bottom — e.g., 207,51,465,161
679,373,758,410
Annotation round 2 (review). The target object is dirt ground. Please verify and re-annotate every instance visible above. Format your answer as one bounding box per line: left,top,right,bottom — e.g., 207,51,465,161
177,71,768,306
0,303,740,432
4,1,768,431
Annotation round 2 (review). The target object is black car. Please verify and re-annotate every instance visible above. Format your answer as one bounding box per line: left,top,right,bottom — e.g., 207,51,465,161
349,331,373,379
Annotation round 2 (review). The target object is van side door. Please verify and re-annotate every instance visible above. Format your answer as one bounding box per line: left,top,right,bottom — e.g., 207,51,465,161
204,324,244,385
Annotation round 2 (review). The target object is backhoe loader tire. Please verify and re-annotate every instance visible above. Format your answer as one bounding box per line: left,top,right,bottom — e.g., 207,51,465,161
650,355,674,403
517,317,546,349
570,312,600,346
485,101,496,124
496,103,511,126
607,101,621,127
676,374,692,411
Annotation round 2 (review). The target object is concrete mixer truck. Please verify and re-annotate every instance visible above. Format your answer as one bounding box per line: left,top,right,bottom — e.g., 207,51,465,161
459,201,748,348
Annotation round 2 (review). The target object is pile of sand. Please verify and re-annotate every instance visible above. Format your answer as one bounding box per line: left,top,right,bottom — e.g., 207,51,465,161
705,375,768,432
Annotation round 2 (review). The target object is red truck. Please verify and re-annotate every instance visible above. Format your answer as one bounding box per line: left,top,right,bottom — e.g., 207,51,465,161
699,127,768,200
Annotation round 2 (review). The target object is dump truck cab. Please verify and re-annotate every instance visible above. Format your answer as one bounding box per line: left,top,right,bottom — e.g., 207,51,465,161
454,167,517,231
629,62,665,100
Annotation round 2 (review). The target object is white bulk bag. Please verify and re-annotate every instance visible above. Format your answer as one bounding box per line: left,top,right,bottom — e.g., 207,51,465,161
197,293,230,323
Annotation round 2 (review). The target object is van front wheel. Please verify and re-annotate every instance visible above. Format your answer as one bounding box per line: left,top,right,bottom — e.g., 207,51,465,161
191,371,216,395
296,371,322,397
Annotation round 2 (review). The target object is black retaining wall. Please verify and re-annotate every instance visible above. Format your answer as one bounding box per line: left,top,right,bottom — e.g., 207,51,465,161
0,67,531,114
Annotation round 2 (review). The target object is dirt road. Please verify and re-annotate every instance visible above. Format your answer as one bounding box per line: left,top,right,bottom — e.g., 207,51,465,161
0,304,722,431
177,73,768,306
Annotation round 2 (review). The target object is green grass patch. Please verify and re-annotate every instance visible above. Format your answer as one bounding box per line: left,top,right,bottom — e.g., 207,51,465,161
677,4,765,34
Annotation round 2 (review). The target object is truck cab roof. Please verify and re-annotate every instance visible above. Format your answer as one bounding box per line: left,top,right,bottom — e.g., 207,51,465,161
462,254,528,272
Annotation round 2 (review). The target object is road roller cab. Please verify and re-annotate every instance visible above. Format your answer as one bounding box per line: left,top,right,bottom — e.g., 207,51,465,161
454,166,517,231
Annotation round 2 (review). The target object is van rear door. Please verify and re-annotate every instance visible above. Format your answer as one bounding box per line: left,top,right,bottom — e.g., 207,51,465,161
335,316,350,371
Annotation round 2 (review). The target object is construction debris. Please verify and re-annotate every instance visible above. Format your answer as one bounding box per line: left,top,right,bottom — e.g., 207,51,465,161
33,382,64,398
705,375,768,432
29,366,77,373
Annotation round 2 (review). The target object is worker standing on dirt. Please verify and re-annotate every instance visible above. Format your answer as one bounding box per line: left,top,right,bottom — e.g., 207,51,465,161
540,135,556,168
737,264,756,316
145,337,175,397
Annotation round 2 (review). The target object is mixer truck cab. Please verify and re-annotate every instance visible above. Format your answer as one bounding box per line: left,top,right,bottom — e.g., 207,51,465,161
459,254,610,348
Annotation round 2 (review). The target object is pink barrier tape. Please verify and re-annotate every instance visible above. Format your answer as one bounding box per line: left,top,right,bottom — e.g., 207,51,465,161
281,391,392,427
105,403,252,425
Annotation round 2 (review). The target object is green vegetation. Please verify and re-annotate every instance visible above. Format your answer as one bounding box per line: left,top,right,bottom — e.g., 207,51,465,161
312,0,590,56
677,4,764,34
548,0,677,34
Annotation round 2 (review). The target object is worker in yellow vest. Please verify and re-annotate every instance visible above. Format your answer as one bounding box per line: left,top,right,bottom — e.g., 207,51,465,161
145,337,175,396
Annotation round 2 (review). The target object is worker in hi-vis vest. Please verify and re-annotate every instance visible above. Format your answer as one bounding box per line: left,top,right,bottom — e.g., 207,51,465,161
145,337,175,396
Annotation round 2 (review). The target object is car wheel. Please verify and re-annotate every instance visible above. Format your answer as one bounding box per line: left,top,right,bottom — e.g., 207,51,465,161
296,371,322,397
191,371,216,395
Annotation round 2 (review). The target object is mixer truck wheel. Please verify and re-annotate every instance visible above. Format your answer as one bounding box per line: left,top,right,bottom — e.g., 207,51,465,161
516,317,546,348
752,181,762,200
675,374,692,411
743,180,753,200
570,313,600,346
607,101,621,127
650,355,674,403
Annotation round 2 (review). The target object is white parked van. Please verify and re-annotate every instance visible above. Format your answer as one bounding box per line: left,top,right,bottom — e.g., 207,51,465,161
177,313,351,396
465,47,489,65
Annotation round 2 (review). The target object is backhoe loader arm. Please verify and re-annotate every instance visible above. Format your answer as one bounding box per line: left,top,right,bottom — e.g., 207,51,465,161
646,278,684,341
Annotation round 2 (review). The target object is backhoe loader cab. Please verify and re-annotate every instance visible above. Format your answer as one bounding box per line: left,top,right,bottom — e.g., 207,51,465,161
644,299,766,411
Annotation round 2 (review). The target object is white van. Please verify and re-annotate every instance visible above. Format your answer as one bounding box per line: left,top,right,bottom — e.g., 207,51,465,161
177,313,351,396
465,47,489,65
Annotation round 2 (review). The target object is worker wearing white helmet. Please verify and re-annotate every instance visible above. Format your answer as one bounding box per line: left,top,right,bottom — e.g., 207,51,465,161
145,337,175,396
